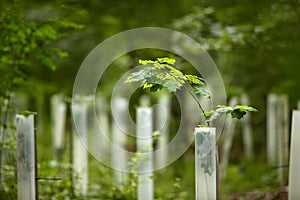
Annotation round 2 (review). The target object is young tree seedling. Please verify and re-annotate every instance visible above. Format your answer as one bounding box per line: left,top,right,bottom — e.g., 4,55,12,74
126,57,257,200
125,57,257,126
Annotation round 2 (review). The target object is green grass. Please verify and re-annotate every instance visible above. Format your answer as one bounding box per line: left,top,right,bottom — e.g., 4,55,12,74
220,160,283,199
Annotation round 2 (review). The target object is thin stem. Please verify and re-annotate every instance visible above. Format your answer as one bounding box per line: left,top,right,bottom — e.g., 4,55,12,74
165,67,210,126
151,65,211,126
182,84,210,127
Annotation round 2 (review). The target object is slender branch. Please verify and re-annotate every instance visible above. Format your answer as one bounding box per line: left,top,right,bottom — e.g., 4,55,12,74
165,67,210,127
182,84,210,127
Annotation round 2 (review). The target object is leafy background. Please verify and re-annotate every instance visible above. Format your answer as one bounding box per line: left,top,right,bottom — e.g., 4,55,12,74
0,0,299,199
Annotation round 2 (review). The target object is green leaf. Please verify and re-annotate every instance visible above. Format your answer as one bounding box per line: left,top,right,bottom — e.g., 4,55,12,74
139,59,156,65
157,57,176,65
126,58,186,92
215,105,234,114
185,75,205,85
125,69,149,83
126,58,258,124
194,86,211,99
198,124,208,128
18,111,37,117
233,105,258,112
204,105,257,122
231,110,246,119
149,84,163,92
231,105,258,119
204,110,218,121
143,83,153,89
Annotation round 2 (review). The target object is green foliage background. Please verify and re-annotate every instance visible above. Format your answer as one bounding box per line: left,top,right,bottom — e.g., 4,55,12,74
0,0,299,199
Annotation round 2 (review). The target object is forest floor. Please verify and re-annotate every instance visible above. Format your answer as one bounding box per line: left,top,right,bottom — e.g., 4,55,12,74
228,186,287,200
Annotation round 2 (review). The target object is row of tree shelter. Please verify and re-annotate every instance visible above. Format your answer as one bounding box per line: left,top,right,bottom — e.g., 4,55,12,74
13,92,300,199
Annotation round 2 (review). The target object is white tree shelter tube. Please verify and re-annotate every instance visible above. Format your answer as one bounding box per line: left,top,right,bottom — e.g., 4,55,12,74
136,107,154,200
72,100,88,196
16,114,35,200
288,111,300,199
195,127,216,200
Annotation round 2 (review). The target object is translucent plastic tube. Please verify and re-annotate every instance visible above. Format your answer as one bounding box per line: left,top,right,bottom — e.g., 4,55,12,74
267,94,277,165
51,94,67,160
136,107,153,200
111,97,128,183
72,100,88,196
16,114,35,200
155,94,170,167
241,93,254,159
195,127,216,200
93,94,109,160
289,111,300,199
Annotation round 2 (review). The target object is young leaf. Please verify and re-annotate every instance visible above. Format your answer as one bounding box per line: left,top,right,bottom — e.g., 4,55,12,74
125,57,258,125
139,59,156,65
18,111,37,117
126,58,187,92
194,86,211,99
149,84,163,92
204,110,218,122
157,57,176,65
233,105,258,112
231,105,258,119
204,105,257,122
231,109,247,119
143,83,153,89
125,69,149,83
185,75,205,85
215,105,234,114
198,124,208,128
